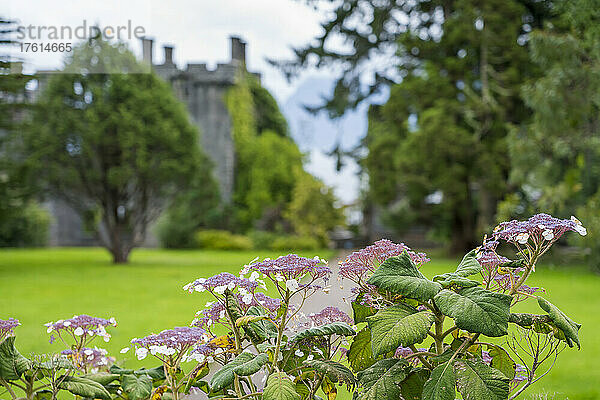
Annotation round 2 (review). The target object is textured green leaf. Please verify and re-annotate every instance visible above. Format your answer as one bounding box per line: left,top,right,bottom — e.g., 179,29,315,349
82,372,120,386
263,372,301,400
210,352,255,391
367,252,442,302
303,359,356,386
400,368,431,400
232,353,268,376
537,297,581,349
348,327,377,371
290,322,356,342
352,293,376,324
367,304,435,357
454,249,482,277
434,287,511,337
422,361,456,400
33,390,52,400
437,276,480,289
135,365,166,380
0,337,31,380
423,362,456,400
244,306,278,342
356,358,408,400
59,375,112,400
453,359,510,400
236,314,269,327
488,345,516,380
122,373,153,400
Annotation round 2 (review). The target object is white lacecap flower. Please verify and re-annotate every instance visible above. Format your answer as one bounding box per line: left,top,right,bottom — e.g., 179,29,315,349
286,279,299,291
135,348,148,360
74,327,84,336
542,229,554,241
109,317,117,325
242,293,253,305
46,326,53,333
195,285,206,293
575,225,587,236
198,278,207,283
214,285,227,295
120,347,130,354
84,349,93,355
294,349,304,357
306,354,314,361
516,232,529,244
63,321,71,327
207,356,214,363
249,271,260,282
227,282,236,290
219,310,226,319
275,274,284,282
215,348,224,355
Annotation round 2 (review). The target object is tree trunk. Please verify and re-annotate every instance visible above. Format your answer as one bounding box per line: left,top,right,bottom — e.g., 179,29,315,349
110,245,130,264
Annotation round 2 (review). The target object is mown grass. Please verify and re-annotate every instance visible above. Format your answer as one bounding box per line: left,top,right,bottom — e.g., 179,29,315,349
0,248,598,400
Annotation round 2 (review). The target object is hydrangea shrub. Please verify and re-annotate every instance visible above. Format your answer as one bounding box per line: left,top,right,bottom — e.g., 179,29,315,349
0,213,585,400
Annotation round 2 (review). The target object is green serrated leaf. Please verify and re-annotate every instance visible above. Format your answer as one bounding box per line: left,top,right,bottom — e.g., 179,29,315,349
122,373,153,400
454,249,482,277
236,314,269,327
303,359,356,386
263,372,301,400
348,327,377,371
356,358,408,400
400,368,431,400
367,252,442,302
135,365,166,380
0,336,31,380
367,304,435,357
59,375,112,400
434,287,511,337
210,352,255,391
82,372,120,386
290,322,356,342
454,358,510,400
244,306,278,342
232,353,268,376
352,293,376,324
537,297,581,349
437,276,480,289
487,345,516,380
422,361,456,400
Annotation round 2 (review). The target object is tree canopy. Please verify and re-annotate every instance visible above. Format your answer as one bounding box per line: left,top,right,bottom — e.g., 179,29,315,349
25,38,216,262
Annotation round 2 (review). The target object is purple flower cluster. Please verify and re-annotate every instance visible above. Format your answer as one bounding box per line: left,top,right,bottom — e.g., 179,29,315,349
493,214,586,245
307,307,353,327
339,239,429,284
46,315,116,344
192,292,282,330
0,318,20,341
246,254,331,284
476,239,543,299
129,327,207,361
61,347,112,371
183,272,259,295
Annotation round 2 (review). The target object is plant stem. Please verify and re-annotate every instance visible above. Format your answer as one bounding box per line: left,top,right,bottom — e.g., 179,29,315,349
272,291,290,372
434,315,444,355
408,345,434,370
0,378,17,399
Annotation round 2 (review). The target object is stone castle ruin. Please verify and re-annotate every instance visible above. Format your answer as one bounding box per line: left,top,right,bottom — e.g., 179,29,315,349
45,36,256,246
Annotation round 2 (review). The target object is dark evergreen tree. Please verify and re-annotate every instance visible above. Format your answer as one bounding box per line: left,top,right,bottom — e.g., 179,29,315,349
25,38,217,262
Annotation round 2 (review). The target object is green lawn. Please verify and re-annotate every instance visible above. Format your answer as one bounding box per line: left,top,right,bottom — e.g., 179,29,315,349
0,248,598,400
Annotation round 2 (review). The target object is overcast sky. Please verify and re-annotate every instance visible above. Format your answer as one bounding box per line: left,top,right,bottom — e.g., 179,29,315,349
3,0,335,102
3,0,365,204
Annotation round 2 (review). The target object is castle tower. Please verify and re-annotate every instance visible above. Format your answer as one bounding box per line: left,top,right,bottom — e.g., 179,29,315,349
146,36,258,203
